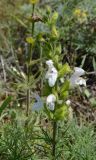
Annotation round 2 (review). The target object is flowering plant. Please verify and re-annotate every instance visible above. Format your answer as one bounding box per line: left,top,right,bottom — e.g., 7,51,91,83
33,59,86,120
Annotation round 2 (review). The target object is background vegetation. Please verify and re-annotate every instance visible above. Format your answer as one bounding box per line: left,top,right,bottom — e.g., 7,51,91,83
0,0,96,159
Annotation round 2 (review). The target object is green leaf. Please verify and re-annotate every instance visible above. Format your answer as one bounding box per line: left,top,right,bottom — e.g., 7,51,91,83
84,89,91,98
90,98,96,107
55,44,61,55
41,128,52,144
0,96,12,116
12,15,27,28
51,12,58,24
59,63,71,77
51,25,59,39
61,80,70,93
54,105,68,120
44,105,53,119
93,57,96,71
43,83,52,96
80,55,87,68
60,91,69,99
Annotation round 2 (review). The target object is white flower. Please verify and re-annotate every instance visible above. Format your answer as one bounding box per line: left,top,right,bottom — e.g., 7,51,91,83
70,76,86,87
32,94,43,111
45,60,58,87
46,60,54,67
73,67,85,76
66,100,71,105
70,67,86,87
46,94,56,111
75,77,86,86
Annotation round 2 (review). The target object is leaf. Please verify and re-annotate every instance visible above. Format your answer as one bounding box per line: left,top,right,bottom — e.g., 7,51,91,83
51,25,59,38
41,128,52,144
90,98,96,107
12,15,27,28
61,91,69,99
51,12,58,24
55,44,61,55
44,105,53,120
84,89,91,98
80,55,87,68
43,83,52,96
54,105,68,120
59,63,71,77
93,57,96,71
0,96,12,116
61,80,70,93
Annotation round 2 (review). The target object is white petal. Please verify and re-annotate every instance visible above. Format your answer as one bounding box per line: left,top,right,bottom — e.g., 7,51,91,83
46,60,53,67
70,76,77,87
48,73,58,87
74,67,85,76
66,100,71,105
46,94,56,103
46,94,56,110
48,102,55,111
45,67,58,87
70,76,86,87
76,77,86,86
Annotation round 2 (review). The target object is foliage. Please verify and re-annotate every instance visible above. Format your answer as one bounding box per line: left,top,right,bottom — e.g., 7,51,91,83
0,119,96,160
0,0,96,160
0,122,36,160
58,120,96,160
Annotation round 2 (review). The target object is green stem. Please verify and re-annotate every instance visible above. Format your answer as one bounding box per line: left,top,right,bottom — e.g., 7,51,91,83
26,4,35,117
32,4,35,35
52,121,57,159
26,85,30,116
40,44,43,95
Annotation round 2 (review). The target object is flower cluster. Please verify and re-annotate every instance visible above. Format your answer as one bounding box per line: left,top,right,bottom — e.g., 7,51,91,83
73,8,88,23
74,9,87,18
29,0,39,4
32,59,86,112
46,61,86,111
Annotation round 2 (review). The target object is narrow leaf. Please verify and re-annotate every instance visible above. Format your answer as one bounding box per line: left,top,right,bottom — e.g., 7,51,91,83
0,96,12,116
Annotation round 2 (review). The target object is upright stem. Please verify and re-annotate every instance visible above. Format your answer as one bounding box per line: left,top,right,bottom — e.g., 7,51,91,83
40,44,43,95
32,4,35,35
52,121,57,159
26,4,35,117
26,61,30,116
